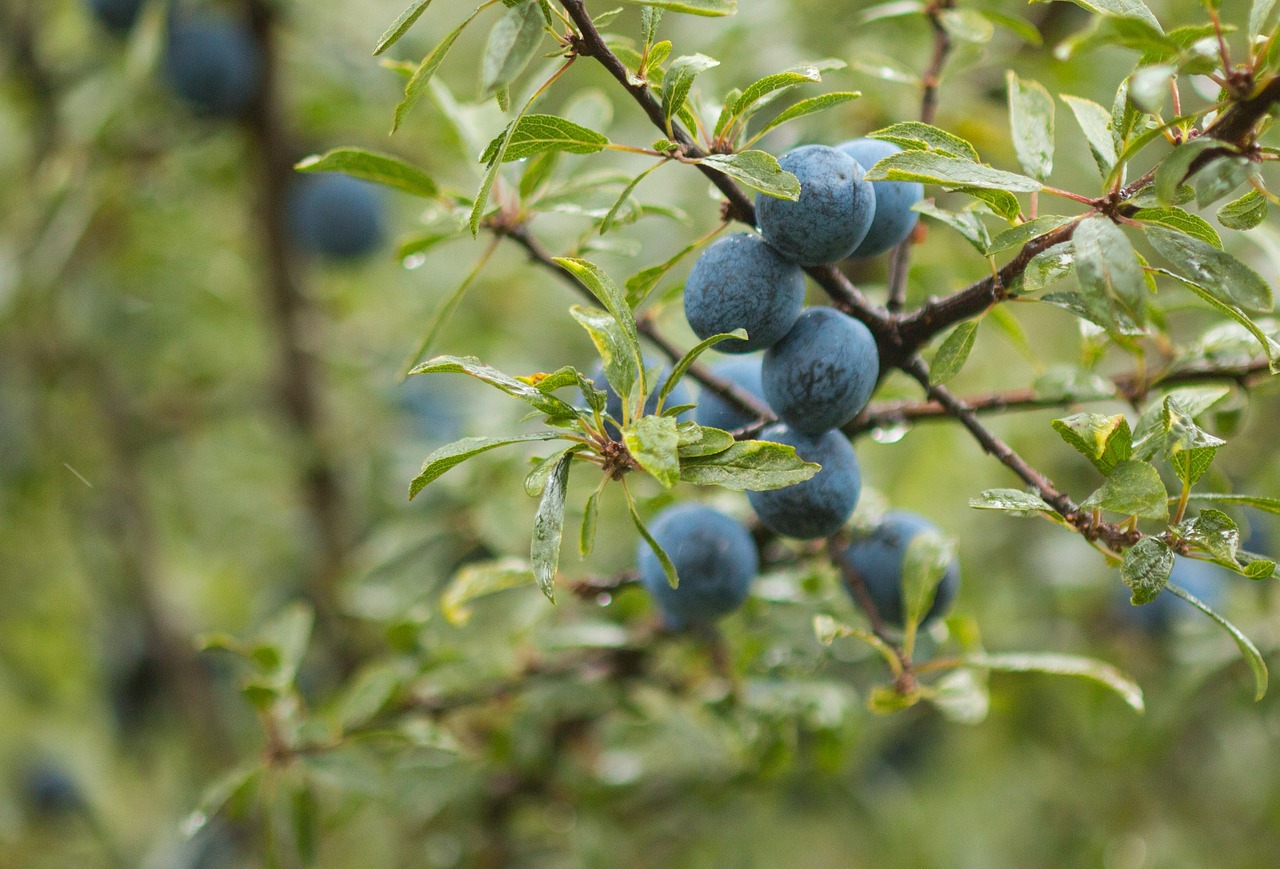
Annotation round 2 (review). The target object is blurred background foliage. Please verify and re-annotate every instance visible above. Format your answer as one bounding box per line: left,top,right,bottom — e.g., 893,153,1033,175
2,0,1280,866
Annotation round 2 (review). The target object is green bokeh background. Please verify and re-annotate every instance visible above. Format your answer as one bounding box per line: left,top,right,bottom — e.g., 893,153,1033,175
2,0,1279,866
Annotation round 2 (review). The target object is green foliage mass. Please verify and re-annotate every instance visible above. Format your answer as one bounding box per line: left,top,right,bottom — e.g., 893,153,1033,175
3,0,1280,866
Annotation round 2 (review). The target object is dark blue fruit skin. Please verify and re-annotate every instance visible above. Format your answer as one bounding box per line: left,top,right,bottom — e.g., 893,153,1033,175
755,145,875,266
683,233,806,353
693,355,767,433
288,175,386,260
747,424,861,539
23,762,82,816
164,18,261,118
762,307,880,435
1121,557,1227,632
88,0,144,32
591,358,691,437
637,503,759,629
838,138,924,259
841,512,961,628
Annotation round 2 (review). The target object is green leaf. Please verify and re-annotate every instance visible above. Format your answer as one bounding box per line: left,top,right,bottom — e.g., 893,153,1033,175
1081,460,1169,521
1217,189,1269,231
979,9,1043,45
1131,206,1221,248
661,54,719,126
1006,71,1055,181
409,433,562,499
1121,536,1173,604
1060,94,1116,176
409,356,580,416
900,530,957,631
753,92,861,139
531,452,573,602
929,320,980,385
624,415,681,488
482,114,611,162
1149,268,1280,372
849,53,921,86
1153,139,1216,205
1161,397,1226,486
1251,0,1279,38
336,663,403,730
1132,386,1230,460
1018,243,1075,294
375,0,437,56
185,765,261,835
481,0,547,96
624,238,704,307
675,423,736,458
393,4,488,133
698,151,801,199
659,329,748,407
557,260,643,400
988,215,1074,255
1051,413,1133,476
1073,216,1147,325
939,7,995,42
442,558,537,624
626,490,679,588
256,604,314,685
1144,226,1273,313
732,62,833,121
1185,493,1280,515
600,161,666,235
525,445,582,496
928,668,991,725
579,480,606,558
1165,582,1268,700
569,306,641,416
678,440,819,491
864,151,1041,192
620,0,737,15
1190,156,1257,208
295,148,438,198
913,202,990,255
642,6,664,44
1180,509,1240,563
1033,0,1161,31
968,488,1056,515
868,122,980,161
966,652,1145,712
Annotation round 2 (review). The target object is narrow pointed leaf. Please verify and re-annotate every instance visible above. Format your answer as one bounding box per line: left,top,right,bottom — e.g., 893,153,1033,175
409,433,563,498
531,453,573,601
1166,582,1268,700
967,652,1144,712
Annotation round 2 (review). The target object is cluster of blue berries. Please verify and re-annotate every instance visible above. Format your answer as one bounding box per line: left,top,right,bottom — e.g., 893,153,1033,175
635,139,959,630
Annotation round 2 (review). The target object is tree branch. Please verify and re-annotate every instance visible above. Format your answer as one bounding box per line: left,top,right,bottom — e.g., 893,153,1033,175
243,1,353,640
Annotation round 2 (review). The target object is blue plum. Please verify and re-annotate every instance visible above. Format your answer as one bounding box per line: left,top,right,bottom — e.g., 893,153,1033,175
838,138,924,259
164,17,261,118
683,233,805,353
762,307,879,435
755,145,875,266
840,511,961,628
88,0,144,32
288,175,386,260
747,424,861,539
694,355,768,433
637,503,759,629
22,761,82,816
1119,557,1228,633
591,357,691,437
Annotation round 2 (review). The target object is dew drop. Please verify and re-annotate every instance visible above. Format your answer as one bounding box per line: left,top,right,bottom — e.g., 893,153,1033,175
871,422,910,444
